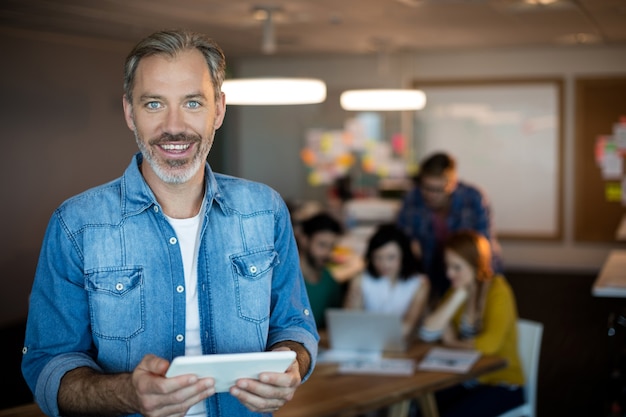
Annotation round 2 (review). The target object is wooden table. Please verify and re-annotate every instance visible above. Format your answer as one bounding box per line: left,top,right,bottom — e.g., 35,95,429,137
276,343,506,417
0,344,505,417
0,404,41,417
593,250,626,298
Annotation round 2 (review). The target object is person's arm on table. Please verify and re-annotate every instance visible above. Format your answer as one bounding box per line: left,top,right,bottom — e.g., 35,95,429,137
441,326,474,349
402,277,431,338
441,279,515,351
421,287,468,334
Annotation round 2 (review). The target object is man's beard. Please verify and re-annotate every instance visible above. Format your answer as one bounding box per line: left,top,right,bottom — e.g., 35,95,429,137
134,130,213,184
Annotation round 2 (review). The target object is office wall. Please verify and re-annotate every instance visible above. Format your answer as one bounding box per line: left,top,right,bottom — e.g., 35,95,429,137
0,31,135,326
233,45,626,272
0,29,236,327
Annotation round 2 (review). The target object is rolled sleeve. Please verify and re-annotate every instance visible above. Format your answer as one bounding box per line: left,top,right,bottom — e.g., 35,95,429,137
35,353,102,417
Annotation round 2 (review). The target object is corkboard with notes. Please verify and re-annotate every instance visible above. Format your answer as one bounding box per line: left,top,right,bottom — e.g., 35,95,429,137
574,76,626,243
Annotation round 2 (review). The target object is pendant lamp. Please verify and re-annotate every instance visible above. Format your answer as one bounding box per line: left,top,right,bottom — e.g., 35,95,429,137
340,89,426,111
223,78,327,105
222,7,327,106
339,41,426,111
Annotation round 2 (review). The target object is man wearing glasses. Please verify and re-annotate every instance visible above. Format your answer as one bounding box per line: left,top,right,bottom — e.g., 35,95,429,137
396,152,502,305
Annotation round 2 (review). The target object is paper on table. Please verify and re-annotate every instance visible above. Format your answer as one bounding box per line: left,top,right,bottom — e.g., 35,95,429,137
338,358,415,376
417,347,481,373
316,349,413,376
316,349,382,364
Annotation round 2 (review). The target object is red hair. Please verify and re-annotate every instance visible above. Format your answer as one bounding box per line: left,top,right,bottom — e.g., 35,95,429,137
445,230,493,282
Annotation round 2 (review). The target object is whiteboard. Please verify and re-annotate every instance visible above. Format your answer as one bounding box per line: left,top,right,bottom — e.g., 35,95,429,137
413,80,562,239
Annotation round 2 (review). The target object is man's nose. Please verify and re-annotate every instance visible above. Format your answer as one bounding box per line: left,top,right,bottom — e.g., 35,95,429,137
163,107,185,133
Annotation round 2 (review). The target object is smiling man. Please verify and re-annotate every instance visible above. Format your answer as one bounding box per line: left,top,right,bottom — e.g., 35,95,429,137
21,30,318,417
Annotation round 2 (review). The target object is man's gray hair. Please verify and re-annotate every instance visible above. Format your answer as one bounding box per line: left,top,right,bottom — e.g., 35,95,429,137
124,29,226,103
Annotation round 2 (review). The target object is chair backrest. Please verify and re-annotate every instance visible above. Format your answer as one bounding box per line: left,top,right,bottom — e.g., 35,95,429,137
516,319,544,417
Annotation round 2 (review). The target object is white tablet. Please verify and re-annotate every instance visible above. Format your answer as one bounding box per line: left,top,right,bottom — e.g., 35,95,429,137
165,351,296,393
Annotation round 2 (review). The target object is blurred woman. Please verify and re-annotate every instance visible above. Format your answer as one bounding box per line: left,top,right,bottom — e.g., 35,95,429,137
345,223,430,339
419,230,524,417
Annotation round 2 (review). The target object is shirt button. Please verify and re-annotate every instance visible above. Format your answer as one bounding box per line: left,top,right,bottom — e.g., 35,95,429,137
176,334,184,342
304,309,310,316
169,237,177,245
176,285,184,293
249,265,258,274
153,206,159,213
22,347,28,354
115,283,124,291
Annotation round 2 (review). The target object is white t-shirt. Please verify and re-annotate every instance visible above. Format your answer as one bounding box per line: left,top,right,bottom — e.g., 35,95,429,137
361,272,425,316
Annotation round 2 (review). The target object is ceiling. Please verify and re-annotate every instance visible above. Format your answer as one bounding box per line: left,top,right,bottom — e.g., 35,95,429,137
1,0,625,58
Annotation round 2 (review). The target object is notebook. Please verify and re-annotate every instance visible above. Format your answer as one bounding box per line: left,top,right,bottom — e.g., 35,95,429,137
417,347,481,373
325,308,408,353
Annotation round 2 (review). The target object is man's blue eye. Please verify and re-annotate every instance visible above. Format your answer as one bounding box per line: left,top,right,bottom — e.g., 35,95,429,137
187,101,200,109
147,102,160,109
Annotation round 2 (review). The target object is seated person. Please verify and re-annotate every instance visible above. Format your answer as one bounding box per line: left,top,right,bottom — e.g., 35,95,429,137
345,223,430,339
299,212,363,329
419,230,524,417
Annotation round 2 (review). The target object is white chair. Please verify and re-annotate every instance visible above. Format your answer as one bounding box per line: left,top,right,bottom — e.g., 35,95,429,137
496,318,544,417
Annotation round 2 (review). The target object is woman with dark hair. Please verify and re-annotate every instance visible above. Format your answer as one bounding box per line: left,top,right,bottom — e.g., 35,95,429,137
344,223,430,338
419,230,524,417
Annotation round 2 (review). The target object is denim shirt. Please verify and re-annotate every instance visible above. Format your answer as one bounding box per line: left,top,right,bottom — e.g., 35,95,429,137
22,153,319,417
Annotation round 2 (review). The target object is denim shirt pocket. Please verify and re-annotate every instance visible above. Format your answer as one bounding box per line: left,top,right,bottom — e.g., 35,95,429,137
85,267,145,340
230,249,278,323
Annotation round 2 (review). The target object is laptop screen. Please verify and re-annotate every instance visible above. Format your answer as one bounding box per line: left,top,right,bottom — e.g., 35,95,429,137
325,308,407,353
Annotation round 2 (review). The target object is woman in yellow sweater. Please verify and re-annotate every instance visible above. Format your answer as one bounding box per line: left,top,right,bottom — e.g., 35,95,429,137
419,230,524,417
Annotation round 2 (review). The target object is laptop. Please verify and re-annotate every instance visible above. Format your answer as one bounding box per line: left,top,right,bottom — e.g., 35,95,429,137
324,308,408,353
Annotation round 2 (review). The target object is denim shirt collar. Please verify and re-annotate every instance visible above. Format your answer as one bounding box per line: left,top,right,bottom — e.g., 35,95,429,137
122,152,225,218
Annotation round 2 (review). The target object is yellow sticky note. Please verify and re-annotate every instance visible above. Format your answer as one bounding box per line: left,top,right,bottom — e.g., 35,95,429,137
606,182,622,202
308,171,322,186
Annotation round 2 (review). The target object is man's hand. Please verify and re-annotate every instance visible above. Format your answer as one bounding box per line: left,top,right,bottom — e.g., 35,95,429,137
131,354,216,417
229,356,301,414
58,354,215,417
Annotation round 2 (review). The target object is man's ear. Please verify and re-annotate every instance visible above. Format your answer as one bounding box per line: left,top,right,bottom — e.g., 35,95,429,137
122,95,135,131
214,92,226,130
